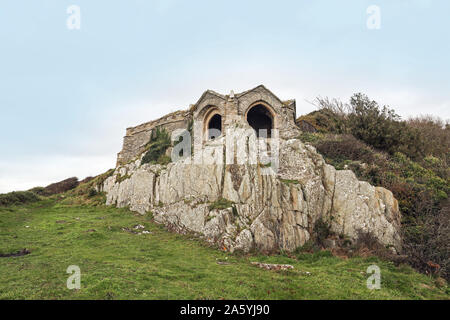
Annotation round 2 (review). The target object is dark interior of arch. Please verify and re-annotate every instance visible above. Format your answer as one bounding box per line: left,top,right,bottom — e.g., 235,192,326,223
208,114,222,140
246,104,273,138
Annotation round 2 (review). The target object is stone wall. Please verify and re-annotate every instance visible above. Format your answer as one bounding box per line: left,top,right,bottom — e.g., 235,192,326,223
116,85,301,166
117,110,192,165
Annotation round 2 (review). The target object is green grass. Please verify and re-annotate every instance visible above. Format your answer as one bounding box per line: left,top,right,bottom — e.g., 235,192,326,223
0,199,448,300
280,179,300,185
208,198,234,211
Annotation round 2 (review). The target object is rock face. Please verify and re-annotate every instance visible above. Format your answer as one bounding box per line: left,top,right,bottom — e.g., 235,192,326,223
102,136,402,254
104,86,402,254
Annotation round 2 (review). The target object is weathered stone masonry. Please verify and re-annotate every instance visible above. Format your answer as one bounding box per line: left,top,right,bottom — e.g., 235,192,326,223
117,110,191,166
116,85,298,166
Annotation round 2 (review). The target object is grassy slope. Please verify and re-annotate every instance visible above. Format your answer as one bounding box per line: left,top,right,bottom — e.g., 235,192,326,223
0,198,448,300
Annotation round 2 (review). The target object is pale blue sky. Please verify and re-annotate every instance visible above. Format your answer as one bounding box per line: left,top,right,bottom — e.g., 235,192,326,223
0,0,449,192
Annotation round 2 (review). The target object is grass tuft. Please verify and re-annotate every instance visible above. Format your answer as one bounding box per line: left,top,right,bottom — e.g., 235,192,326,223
208,198,234,211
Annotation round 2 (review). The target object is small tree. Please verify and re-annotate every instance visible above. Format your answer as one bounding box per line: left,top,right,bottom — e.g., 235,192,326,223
347,93,409,155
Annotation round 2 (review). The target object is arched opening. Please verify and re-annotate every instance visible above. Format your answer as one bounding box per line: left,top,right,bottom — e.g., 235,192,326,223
246,104,273,138
207,113,222,140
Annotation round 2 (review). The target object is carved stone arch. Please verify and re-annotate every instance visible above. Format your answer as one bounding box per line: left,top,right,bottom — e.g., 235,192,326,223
202,106,223,141
244,101,278,138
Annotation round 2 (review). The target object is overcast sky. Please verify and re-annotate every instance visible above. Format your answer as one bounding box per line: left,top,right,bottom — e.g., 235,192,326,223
0,0,449,193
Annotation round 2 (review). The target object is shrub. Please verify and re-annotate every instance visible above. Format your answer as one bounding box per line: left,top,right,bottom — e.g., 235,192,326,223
294,240,320,254
72,169,114,196
42,177,79,195
407,115,450,161
79,176,94,184
403,201,449,279
313,218,332,246
346,93,420,156
313,134,448,213
88,188,98,198
0,191,40,207
141,127,172,165
297,132,323,144
304,93,448,161
300,97,348,133
28,187,46,196
348,230,400,261
315,134,375,164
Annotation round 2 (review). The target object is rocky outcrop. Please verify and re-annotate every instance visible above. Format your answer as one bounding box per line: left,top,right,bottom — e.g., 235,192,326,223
102,136,402,254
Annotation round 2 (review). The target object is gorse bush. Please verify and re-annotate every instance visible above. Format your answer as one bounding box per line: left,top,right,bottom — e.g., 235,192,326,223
141,127,172,165
0,191,40,206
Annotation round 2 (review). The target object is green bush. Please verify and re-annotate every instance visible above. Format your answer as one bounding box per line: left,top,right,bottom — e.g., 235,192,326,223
346,93,423,157
315,134,375,164
0,191,40,207
88,188,98,198
313,218,332,246
141,127,172,165
28,187,46,196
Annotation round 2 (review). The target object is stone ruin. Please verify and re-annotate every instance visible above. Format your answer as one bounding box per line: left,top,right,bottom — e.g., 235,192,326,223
103,85,402,253
116,85,298,166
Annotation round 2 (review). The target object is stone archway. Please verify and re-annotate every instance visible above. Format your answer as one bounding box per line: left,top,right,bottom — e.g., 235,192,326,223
246,103,274,138
207,114,222,140
203,109,222,141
